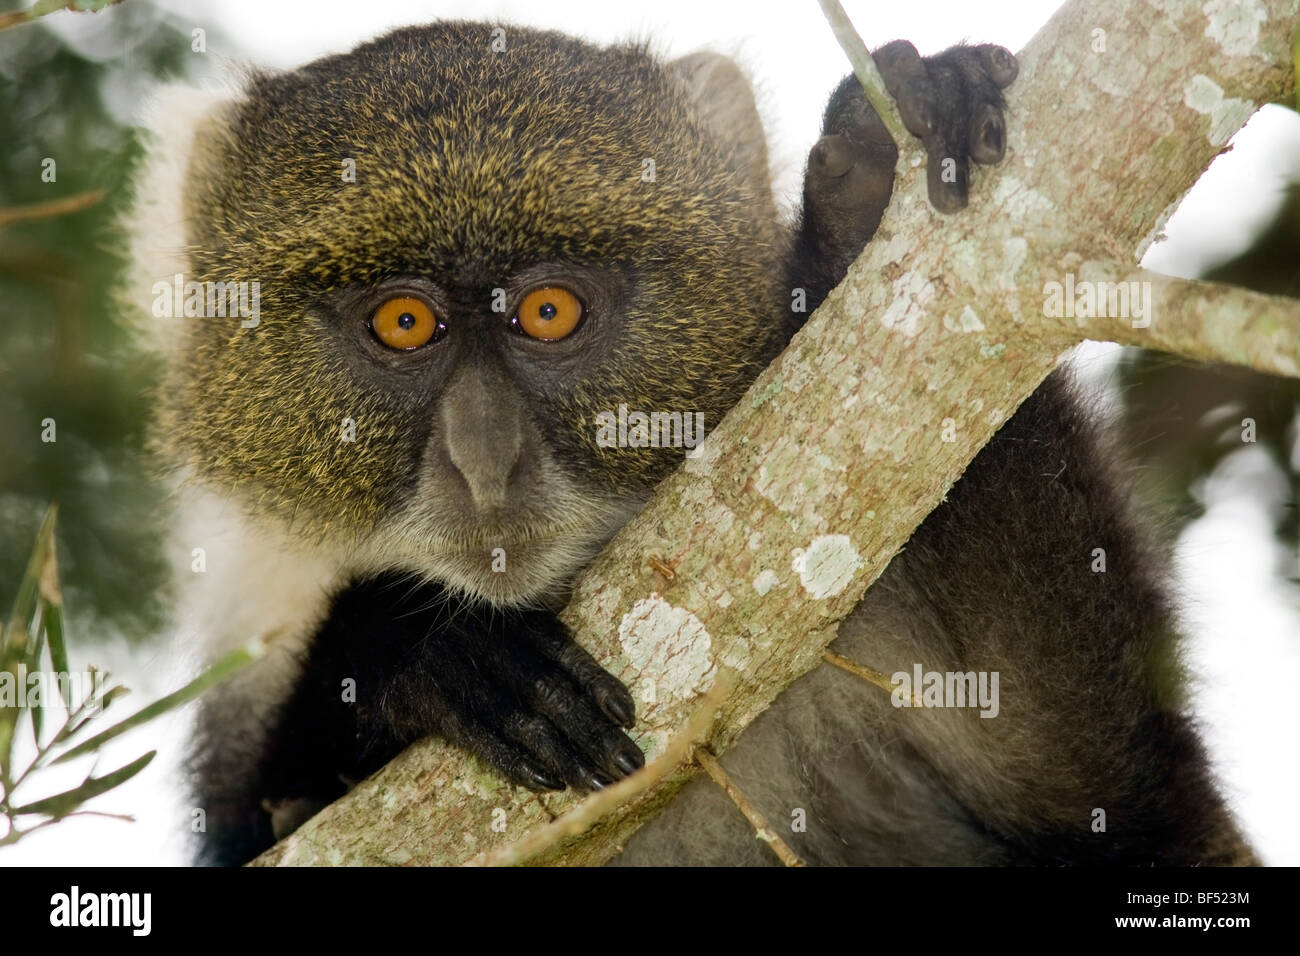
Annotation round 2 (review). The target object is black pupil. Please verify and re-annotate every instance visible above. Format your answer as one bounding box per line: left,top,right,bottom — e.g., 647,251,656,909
397,312,417,330
537,302,557,321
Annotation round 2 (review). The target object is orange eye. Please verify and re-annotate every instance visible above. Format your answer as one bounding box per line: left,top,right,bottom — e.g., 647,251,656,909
371,296,442,350
514,286,583,341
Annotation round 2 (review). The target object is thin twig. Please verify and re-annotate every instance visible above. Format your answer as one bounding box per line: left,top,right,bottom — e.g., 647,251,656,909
815,0,909,147
823,650,922,706
0,189,107,228
466,671,738,866
7,686,110,794
0,816,61,846
696,749,804,867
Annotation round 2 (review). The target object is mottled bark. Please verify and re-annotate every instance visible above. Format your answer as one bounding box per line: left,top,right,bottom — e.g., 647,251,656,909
253,0,1300,867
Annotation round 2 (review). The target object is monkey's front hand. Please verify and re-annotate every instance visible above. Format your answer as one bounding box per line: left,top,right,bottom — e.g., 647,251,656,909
800,42,1017,291
411,610,644,792
873,41,1018,213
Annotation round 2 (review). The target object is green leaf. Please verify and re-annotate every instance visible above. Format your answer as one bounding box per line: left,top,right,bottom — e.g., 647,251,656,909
38,529,71,712
41,601,69,708
54,641,263,763
1,506,58,782
3,505,57,661
10,750,154,819
29,516,70,744
28,622,45,746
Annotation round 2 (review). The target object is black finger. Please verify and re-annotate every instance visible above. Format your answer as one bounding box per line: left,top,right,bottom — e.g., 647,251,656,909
504,711,613,792
462,623,639,786
516,760,566,791
552,699,645,781
873,40,937,140
441,705,566,791
873,39,924,98
811,132,857,178
924,138,969,213
597,682,637,731
968,101,1006,165
526,617,638,729
522,665,644,781
810,134,894,209
974,43,1019,88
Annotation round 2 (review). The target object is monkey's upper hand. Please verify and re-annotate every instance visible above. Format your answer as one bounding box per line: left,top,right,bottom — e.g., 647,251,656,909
798,42,1016,298
807,42,1017,244
874,40,1018,213
425,611,643,793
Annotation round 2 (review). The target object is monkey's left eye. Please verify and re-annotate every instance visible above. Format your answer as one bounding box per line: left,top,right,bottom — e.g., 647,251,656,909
371,296,444,350
512,286,584,341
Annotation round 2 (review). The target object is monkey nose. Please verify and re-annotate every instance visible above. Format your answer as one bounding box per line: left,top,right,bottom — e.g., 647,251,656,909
447,441,520,513
439,367,525,514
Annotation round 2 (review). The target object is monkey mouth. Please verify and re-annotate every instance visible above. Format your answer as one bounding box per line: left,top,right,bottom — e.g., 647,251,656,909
420,518,613,557
367,500,641,604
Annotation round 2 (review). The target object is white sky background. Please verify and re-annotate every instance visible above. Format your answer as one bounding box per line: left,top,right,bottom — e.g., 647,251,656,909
8,0,1299,866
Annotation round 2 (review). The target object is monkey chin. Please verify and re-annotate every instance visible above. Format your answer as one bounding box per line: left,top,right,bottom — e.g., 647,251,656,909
367,496,646,610
416,541,600,609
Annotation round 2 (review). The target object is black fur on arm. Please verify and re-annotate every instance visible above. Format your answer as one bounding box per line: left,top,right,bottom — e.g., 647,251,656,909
194,577,643,866
785,42,1018,338
873,370,1255,864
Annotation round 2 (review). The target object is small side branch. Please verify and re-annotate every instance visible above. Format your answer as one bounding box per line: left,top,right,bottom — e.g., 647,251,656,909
0,189,107,228
1062,269,1300,379
815,0,909,147
696,749,804,867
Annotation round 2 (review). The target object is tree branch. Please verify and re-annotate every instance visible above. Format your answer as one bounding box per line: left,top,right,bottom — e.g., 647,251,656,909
252,0,1300,866
815,0,909,147
1061,268,1300,377
0,189,106,228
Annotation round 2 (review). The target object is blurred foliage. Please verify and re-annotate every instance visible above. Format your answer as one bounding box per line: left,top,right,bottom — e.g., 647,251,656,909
1,506,261,848
0,2,207,640
0,1,126,32
1118,181,1300,551
0,0,1296,648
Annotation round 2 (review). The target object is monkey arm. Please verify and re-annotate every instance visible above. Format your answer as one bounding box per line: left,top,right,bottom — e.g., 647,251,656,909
240,576,643,854
787,42,1018,324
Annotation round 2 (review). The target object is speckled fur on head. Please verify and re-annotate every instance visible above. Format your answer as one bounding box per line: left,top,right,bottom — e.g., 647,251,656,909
165,22,789,561
129,21,1256,868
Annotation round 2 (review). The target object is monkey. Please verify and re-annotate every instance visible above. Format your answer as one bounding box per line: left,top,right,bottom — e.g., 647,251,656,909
121,20,1255,866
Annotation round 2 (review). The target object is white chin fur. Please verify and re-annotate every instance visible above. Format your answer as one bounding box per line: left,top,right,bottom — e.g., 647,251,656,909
168,475,646,666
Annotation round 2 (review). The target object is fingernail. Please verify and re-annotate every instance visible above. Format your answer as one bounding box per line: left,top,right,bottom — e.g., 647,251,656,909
524,763,565,791
602,693,636,729
614,748,644,775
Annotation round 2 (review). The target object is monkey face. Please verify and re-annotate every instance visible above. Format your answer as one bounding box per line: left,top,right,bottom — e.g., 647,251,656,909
151,22,787,602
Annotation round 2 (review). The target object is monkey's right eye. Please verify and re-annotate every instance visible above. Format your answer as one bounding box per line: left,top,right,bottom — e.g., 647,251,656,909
370,296,444,350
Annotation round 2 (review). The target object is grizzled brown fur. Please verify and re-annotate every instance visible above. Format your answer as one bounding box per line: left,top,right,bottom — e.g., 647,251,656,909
168,23,787,546
136,20,1256,866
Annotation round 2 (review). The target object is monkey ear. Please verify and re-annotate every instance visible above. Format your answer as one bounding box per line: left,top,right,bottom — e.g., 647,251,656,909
669,52,770,196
